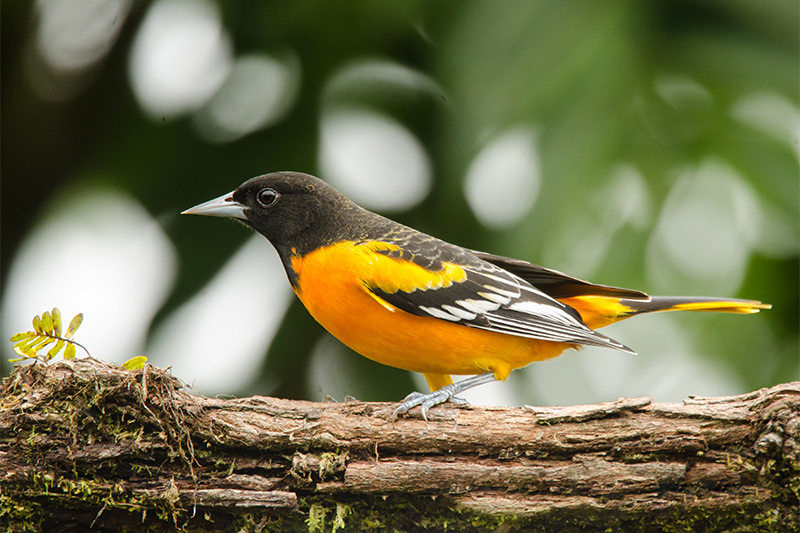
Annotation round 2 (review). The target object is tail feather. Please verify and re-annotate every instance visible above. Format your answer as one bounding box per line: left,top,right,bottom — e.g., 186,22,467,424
621,296,771,316
556,294,770,330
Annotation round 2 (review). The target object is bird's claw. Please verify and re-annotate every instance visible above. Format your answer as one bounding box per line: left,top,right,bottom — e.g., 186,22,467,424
322,394,359,403
391,388,469,420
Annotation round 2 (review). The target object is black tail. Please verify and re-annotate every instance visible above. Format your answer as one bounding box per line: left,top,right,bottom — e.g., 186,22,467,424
619,296,771,316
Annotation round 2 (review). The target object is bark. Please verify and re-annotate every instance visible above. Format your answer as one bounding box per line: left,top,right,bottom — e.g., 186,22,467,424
1,358,798,532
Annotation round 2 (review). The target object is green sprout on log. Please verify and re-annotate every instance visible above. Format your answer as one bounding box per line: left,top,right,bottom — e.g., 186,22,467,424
9,308,87,362
9,307,148,370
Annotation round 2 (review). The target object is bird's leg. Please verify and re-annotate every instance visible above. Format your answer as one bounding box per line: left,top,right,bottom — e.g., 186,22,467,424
391,372,497,420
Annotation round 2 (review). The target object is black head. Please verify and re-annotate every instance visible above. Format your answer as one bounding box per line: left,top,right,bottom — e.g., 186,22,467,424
183,171,364,258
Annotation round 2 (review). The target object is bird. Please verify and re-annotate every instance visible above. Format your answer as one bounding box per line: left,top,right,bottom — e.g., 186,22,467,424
182,171,771,419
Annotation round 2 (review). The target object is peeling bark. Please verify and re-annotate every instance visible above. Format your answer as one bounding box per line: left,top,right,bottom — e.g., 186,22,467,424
1,359,798,532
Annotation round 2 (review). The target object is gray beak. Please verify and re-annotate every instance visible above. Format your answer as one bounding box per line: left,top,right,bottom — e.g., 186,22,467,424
182,191,246,220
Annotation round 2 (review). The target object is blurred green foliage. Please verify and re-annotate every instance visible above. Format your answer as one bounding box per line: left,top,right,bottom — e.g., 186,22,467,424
2,1,797,402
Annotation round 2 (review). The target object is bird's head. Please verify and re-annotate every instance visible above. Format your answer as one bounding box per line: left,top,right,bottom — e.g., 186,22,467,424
183,171,356,251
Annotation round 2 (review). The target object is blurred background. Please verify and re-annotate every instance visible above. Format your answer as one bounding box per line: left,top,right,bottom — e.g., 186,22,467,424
2,0,798,407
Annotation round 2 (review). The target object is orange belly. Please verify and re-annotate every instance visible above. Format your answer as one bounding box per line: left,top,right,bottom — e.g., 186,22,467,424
290,241,574,381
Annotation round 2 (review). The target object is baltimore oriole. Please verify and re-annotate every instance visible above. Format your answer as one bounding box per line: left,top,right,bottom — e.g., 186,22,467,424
183,171,770,419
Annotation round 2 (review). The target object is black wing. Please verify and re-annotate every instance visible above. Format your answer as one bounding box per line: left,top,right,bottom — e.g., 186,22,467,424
362,230,635,353
472,251,649,300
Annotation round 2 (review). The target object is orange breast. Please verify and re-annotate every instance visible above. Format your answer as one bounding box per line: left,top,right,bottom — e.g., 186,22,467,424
290,241,573,381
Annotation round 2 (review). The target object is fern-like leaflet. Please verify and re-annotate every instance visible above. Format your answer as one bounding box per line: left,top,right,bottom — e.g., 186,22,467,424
9,307,90,362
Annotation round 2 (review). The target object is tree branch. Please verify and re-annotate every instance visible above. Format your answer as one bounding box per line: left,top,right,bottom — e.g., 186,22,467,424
1,359,798,532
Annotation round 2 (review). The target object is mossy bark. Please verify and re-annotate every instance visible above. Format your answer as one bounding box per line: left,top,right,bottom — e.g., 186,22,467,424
1,359,798,532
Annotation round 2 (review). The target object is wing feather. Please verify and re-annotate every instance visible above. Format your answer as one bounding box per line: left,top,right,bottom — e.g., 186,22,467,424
364,243,635,354
472,251,649,300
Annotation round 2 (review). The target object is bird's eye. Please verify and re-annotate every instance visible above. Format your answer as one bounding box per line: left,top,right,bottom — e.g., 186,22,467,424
256,188,280,207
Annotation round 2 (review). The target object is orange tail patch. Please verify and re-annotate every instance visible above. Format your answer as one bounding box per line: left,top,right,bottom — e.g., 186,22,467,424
558,295,771,330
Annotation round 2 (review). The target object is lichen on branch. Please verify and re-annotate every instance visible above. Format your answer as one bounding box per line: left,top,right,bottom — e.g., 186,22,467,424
1,359,798,532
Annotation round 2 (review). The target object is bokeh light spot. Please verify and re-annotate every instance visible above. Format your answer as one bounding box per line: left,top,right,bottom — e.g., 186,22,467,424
464,127,541,229
527,316,743,405
35,0,131,72
1,188,177,364
194,53,301,143
129,0,232,118
542,165,650,279
732,92,800,161
646,158,757,295
147,236,292,395
28,0,132,100
654,74,712,111
324,58,445,103
319,108,432,211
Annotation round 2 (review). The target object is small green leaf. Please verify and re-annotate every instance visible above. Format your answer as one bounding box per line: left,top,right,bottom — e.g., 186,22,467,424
10,331,34,342
14,344,37,359
14,336,37,352
63,343,76,360
52,308,62,337
34,336,56,351
47,339,66,360
121,356,148,371
9,308,90,364
25,336,52,356
65,313,83,339
41,311,53,334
